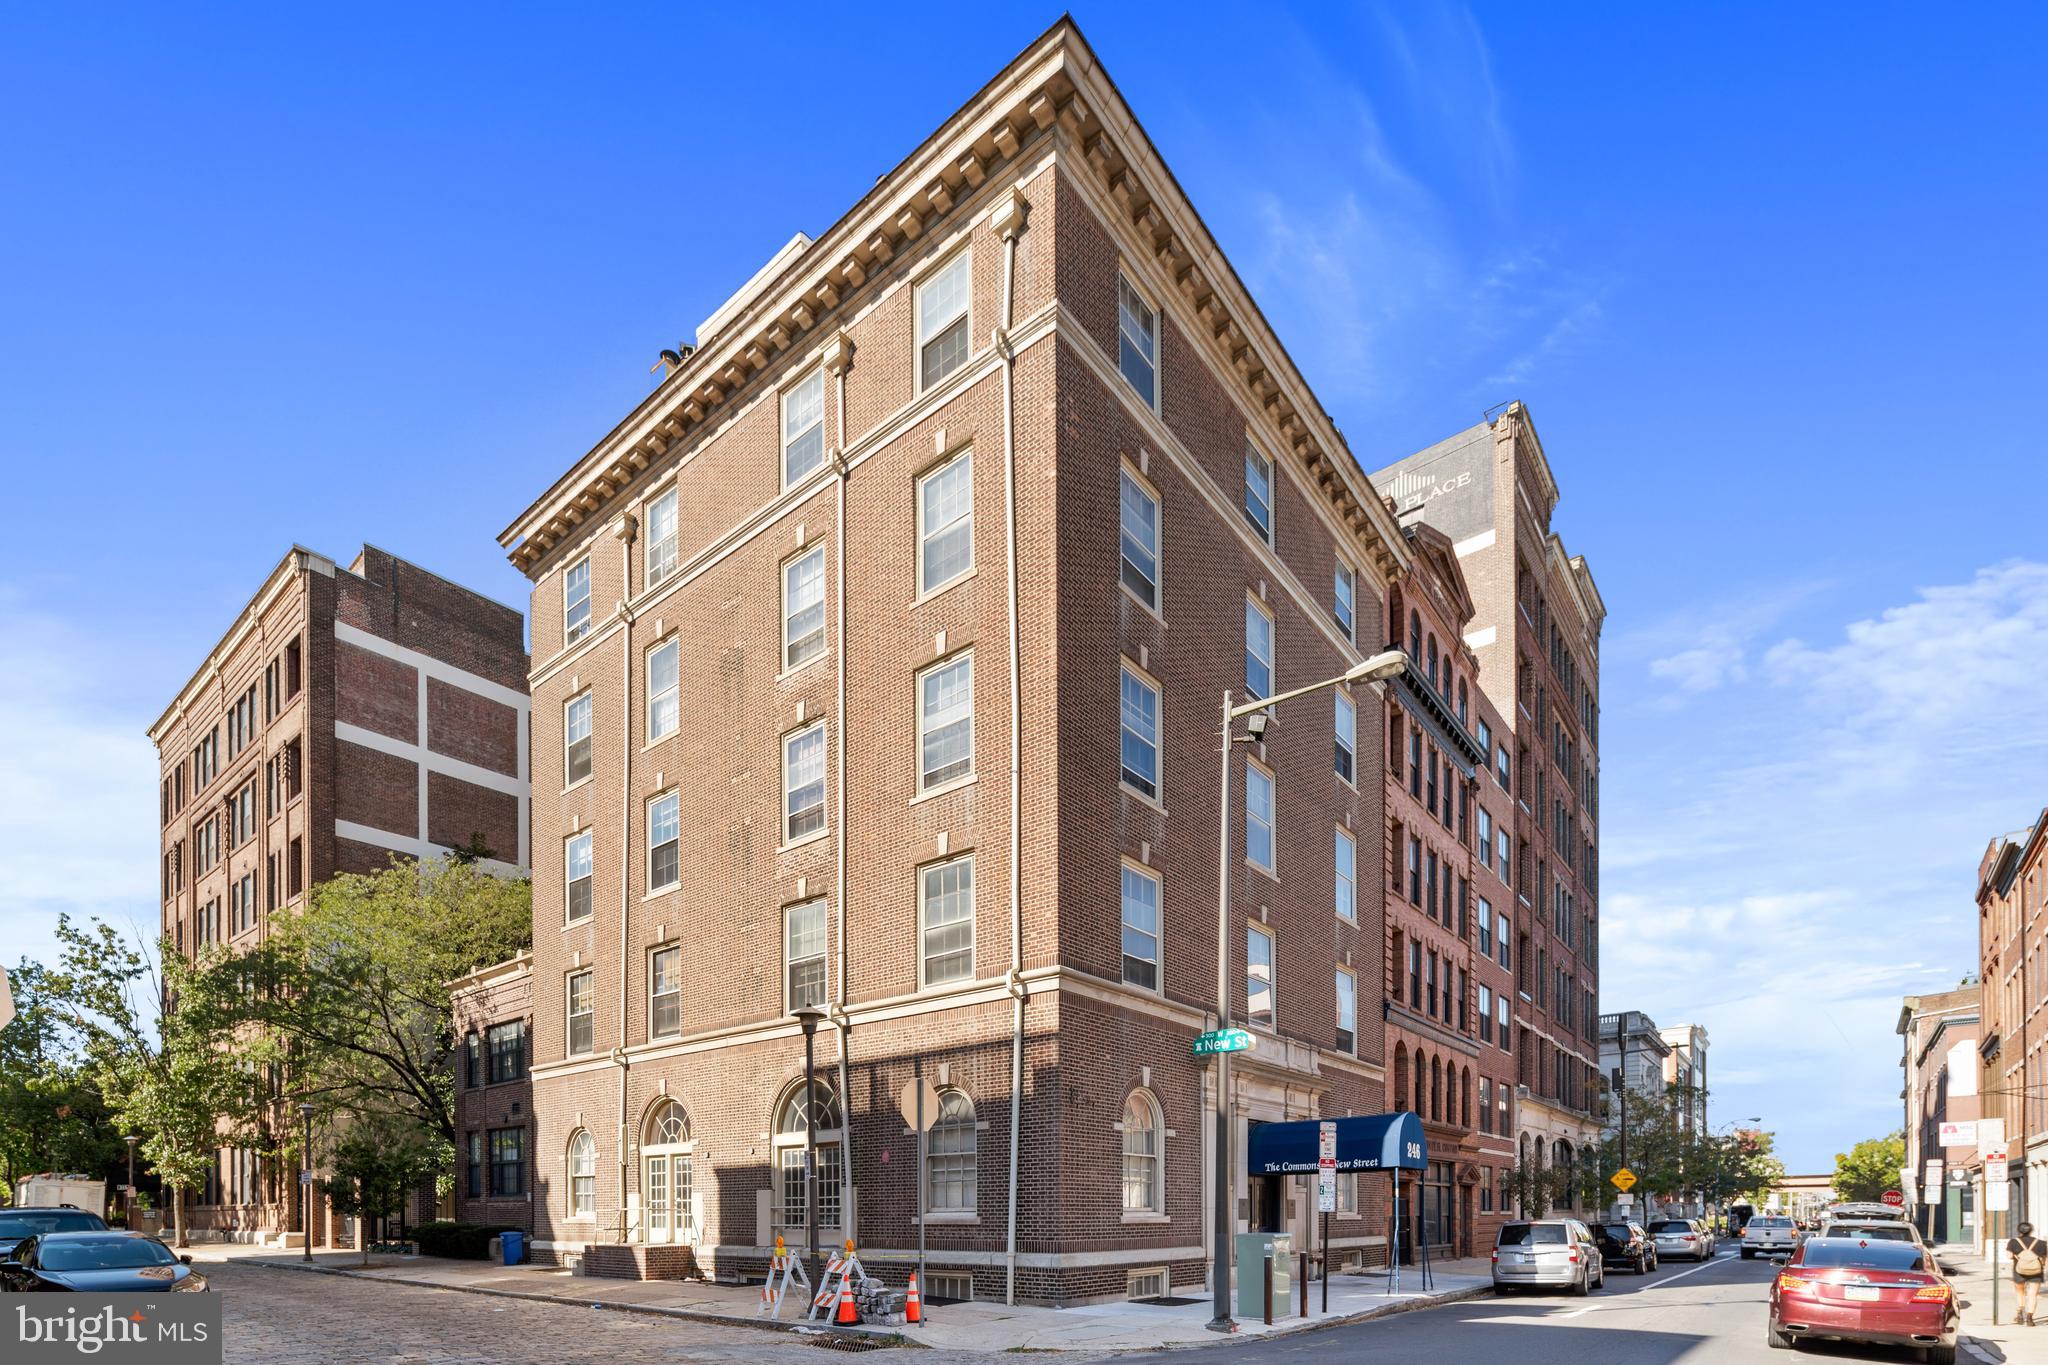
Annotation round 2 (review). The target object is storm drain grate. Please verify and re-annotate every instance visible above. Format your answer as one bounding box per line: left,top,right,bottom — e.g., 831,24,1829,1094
807,1333,903,1352
1133,1295,1207,1306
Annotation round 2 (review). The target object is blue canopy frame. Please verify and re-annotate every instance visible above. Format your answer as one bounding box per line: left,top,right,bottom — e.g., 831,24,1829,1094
1245,1111,1427,1176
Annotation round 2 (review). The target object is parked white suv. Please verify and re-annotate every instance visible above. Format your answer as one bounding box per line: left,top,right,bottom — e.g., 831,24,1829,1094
1741,1214,1798,1259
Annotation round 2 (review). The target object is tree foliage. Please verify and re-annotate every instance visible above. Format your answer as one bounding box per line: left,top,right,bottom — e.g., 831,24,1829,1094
0,959,127,1203
320,1114,441,1265
1834,1131,1906,1204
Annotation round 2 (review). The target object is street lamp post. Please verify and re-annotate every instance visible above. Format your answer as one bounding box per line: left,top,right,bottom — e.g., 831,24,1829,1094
1206,649,1407,1333
297,1103,316,1262
124,1135,139,1229
792,1005,828,1292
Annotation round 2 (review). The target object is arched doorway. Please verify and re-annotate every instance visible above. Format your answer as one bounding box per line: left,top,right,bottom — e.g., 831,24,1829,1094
642,1099,693,1244
773,1079,844,1238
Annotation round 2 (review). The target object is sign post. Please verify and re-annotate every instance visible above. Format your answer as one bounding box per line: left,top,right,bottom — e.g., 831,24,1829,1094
899,1074,940,1296
1317,1121,1336,1314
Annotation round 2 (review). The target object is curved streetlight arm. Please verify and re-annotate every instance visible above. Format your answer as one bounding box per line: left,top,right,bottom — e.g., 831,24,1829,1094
1227,650,1408,721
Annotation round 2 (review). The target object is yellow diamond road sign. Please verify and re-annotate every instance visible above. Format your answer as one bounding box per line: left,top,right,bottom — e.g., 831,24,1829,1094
1611,1168,1638,1192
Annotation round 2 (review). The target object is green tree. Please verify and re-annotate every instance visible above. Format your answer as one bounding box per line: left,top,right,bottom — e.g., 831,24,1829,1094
320,1115,440,1265
1833,1132,1906,1204
0,959,127,1202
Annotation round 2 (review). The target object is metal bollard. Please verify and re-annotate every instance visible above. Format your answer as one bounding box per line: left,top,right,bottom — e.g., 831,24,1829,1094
1263,1251,1273,1326
1299,1251,1308,1317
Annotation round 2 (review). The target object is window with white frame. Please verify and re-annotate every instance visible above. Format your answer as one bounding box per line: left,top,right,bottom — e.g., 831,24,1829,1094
645,488,678,586
918,450,973,594
782,368,825,486
1121,1090,1162,1211
566,970,594,1056
918,653,974,790
917,251,971,388
1243,439,1273,541
1246,923,1275,1027
1121,863,1160,991
783,546,826,670
784,722,826,842
647,638,679,742
775,1082,842,1230
1244,596,1274,699
1335,827,1356,922
1116,276,1158,407
647,791,680,893
920,856,974,986
1479,984,1494,1043
1245,762,1275,873
785,899,827,1010
1335,966,1357,1054
1118,468,1159,609
1119,664,1159,800
565,831,593,924
1478,807,1493,870
564,557,592,644
564,692,593,786
568,1130,596,1218
926,1089,977,1212
1333,561,1355,639
1334,690,1355,783
1337,1171,1358,1214
1477,897,1493,956
1497,910,1511,969
1498,829,1512,886
649,945,681,1039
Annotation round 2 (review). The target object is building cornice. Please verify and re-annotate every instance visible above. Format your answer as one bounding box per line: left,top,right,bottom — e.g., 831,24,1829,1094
497,16,1407,587
447,950,534,995
147,546,334,744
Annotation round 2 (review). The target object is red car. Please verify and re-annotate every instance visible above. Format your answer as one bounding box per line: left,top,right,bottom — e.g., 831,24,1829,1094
1768,1236,1957,1363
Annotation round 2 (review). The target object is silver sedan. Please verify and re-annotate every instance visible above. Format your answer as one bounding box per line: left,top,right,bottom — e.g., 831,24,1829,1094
1649,1218,1712,1261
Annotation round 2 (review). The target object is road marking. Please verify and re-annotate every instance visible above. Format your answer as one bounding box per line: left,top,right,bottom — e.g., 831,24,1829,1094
1559,1304,1600,1318
1650,1252,1737,1288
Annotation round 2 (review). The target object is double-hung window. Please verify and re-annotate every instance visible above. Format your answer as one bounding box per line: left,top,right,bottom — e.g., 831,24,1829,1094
1333,562,1355,639
563,557,591,644
649,945,681,1039
783,546,826,670
489,1128,525,1198
1243,440,1273,541
918,654,974,791
647,639,679,742
1245,762,1275,873
918,451,973,594
917,252,971,388
1118,468,1159,609
1244,597,1274,699
1478,807,1493,870
1246,924,1275,1027
1334,691,1355,783
1120,864,1160,991
785,900,827,1010
564,693,593,786
1335,967,1356,1055
1334,827,1356,922
487,1021,525,1084
647,792,680,892
1497,911,1512,970
1119,665,1159,800
566,971,594,1057
784,723,826,841
920,856,974,986
1477,897,1493,956
782,368,825,486
645,488,678,586
1479,985,1494,1042
565,832,593,924
1116,276,1157,406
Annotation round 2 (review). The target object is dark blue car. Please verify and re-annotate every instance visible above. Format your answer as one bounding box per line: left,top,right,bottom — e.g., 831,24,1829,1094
0,1231,208,1292
0,1207,108,1259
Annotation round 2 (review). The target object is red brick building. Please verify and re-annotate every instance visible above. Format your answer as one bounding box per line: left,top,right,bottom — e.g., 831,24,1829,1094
150,544,530,1242
1978,813,2046,1229
497,21,1433,1306
1374,406,1605,1213
452,953,536,1234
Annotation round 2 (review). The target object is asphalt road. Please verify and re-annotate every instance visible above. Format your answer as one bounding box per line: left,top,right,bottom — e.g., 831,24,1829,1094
1181,1249,1954,1365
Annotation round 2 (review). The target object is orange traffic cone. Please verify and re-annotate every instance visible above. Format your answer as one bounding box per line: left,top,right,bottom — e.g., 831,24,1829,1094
905,1271,923,1325
835,1275,859,1325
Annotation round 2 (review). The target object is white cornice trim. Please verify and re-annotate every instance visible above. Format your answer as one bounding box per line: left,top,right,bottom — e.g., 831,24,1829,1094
149,548,328,743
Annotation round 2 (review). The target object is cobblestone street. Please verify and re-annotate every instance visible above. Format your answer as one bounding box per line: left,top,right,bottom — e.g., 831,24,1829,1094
210,1263,937,1364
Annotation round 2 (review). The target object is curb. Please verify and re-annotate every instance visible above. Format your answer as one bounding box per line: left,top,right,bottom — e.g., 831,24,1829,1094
1233,1283,1491,1342
228,1258,908,1346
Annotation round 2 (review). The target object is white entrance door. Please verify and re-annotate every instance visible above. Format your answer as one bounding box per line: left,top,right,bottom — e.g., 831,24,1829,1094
645,1156,672,1244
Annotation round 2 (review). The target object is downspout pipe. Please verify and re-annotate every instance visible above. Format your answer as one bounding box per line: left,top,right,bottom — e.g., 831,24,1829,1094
613,511,639,1245
992,186,1029,1306
824,331,856,1238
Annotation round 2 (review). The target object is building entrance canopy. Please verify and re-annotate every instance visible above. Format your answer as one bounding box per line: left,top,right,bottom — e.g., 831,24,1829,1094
1247,1111,1428,1175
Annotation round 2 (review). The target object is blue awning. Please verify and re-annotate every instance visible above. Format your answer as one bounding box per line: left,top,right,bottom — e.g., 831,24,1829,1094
1246,1112,1428,1175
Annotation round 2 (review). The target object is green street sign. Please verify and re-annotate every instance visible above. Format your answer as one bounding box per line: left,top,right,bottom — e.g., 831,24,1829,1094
1193,1028,1254,1056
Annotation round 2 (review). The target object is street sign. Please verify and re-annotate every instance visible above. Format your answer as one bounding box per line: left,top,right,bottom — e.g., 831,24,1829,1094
1317,1121,1337,1213
1989,1182,2012,1212
1939,1121,1978,1148
1882,1190,1905,1207
1979,1119,2007,1155
1987,1150,2010,1186
1193,1028,1254,1056
1925,1159,1944,1191
1610,1168,1638,1192
898,1078,941,1132
299,1171,314,1185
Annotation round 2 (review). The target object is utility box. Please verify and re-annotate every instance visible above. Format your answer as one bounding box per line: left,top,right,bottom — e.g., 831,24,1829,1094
1235,1232,1292,1319
14,1175,108,1217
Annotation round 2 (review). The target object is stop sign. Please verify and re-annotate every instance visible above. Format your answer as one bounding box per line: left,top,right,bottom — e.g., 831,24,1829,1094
1882,1190,1904,1207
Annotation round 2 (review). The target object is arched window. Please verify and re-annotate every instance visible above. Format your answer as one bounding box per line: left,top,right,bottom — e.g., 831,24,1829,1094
1456,678,1468,724
567,1130,597,1219
1409,610,1422,661
641,1099,693,1242
928,1089,977,1213
1461,1067,1473,1129
1392,1044,1409,1115
1121,1091,1163,1213
1427,635,1439,689
773,1080,843,1234
1429,1056,1443,1122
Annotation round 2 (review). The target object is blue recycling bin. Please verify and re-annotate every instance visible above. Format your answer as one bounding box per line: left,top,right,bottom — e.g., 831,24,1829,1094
501,1230,525,1265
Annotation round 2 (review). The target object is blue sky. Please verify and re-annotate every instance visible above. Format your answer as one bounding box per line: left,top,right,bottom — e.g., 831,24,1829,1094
2,4,2042,1173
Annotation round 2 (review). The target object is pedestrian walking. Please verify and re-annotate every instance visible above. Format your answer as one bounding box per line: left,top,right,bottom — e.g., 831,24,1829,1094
2008,1221,2047,1326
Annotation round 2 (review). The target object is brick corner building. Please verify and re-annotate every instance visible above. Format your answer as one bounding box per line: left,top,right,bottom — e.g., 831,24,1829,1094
1977,811,2046,1229
150,544,530,1243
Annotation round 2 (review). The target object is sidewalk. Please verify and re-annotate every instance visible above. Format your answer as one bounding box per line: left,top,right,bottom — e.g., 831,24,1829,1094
189,1240,1491,1353
1935,1241,2048,1365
